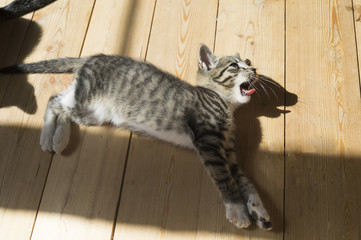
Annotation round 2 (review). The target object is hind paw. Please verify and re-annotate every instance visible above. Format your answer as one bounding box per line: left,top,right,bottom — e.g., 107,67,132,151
40,123,55,152
40,120,70,154
52,123,70,154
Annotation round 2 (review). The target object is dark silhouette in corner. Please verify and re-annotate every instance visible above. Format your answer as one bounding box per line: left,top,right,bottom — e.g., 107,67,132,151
0,0,56,21
0,17,42,114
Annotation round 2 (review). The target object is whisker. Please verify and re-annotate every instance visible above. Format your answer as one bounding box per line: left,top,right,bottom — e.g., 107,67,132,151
257,81,270,98
259,81,279,101
250,80,260,90
267,85,279,101
250,82,260,96
259,76,282,88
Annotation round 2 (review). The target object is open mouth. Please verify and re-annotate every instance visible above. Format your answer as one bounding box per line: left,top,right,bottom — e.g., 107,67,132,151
240,81,255,96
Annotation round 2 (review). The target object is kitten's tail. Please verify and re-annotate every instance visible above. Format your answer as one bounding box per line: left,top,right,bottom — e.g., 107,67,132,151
0,0,57,21
0,57,87,74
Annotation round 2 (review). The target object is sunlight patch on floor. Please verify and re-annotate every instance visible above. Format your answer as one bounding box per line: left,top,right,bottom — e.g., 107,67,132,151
31,212,113,239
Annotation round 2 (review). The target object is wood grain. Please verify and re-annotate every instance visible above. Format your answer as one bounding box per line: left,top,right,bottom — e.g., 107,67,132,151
1,0,360,239
113,0,218,239
81,0,156,57
0,0,94,239
30,0,156,239
285,0,361,239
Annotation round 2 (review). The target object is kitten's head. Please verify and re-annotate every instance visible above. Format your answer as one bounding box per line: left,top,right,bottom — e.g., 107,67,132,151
196,44,257,105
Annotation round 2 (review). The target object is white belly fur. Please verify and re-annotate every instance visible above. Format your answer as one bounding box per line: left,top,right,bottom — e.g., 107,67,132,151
127,122,195,149
84,102,195,149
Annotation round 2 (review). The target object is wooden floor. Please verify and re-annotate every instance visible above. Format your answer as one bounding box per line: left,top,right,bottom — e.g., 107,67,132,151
0,0,360,239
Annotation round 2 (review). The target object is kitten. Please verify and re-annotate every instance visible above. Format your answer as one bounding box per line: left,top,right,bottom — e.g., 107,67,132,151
0,0,56,21
0,44,272,230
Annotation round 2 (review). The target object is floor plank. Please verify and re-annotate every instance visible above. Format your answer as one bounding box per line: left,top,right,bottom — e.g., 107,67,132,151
30,0,156,239
285,0,361,239
113,0,219,239
0,0,94,239
196,0,287,238
1,0,360,239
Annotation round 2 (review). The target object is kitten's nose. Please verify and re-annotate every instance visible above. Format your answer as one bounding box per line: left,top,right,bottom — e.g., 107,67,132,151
250,67,256,73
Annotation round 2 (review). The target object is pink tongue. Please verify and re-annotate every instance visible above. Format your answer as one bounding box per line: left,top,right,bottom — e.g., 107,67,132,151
244,89,255,95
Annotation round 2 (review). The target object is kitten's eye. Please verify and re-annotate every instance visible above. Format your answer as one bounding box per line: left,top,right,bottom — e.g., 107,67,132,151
229,63,246,71
229,63,239,69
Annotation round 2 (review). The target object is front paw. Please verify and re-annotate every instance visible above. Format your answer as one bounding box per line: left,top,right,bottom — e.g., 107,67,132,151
247,193,272,230
225,203,251,228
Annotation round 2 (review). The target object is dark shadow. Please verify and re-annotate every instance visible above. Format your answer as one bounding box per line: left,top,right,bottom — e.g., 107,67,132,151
0,125,360,238
118,0,139,56
233,75,298,233
0,18,42,114
61,123,81,156
235,75,298,156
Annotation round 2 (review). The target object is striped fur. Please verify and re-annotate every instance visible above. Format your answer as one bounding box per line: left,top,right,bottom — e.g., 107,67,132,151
0,44,271,230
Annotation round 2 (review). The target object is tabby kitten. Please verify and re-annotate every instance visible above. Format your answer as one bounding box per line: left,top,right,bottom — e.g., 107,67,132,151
0,44,272,230
0,0,56,21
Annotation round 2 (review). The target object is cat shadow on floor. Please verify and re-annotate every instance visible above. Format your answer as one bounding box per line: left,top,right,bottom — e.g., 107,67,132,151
0,18,42,114
234,75,298,232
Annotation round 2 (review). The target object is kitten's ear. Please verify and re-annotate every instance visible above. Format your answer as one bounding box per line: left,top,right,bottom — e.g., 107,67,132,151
234,52,241,59
198,44,217,71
